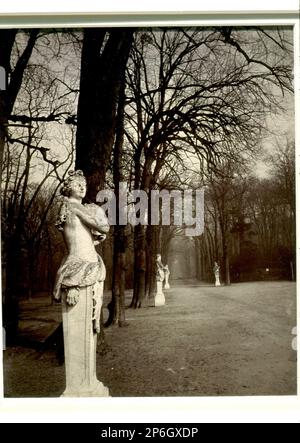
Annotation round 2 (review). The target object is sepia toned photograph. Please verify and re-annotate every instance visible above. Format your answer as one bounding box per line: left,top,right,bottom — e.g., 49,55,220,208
0,22,297,399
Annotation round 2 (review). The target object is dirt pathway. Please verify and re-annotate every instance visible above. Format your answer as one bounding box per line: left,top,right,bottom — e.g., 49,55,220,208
3,282,297,397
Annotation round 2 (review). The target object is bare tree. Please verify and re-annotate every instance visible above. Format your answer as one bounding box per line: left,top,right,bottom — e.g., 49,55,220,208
0,30,40,178
124,27,292,304
105,64,129,328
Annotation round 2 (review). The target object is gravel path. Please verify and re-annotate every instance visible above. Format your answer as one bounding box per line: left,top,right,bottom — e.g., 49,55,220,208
3,281,297,397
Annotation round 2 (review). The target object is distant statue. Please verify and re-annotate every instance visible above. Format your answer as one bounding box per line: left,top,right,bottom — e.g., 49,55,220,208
164,265,171,290
213,262,221,287
155,254,166,306
156,254,165,282
53,170,110,397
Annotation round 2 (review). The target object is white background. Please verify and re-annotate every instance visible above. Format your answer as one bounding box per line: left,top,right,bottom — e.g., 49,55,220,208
0,0,299,424
0,0,298,14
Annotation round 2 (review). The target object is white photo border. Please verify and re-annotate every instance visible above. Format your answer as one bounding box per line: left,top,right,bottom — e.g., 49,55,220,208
0,2,299,423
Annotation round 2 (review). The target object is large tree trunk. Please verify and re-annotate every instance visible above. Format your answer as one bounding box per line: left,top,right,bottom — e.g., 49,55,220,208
105,65,128,327
130,154,155,308
195,239,202,281
106,225,127,327
75,28,134,349
221,242,231,286
145,224,160,303
130,225,147,309
75,28,134,200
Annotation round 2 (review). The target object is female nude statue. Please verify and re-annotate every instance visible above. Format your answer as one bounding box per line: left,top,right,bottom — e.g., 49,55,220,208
54,170,110,397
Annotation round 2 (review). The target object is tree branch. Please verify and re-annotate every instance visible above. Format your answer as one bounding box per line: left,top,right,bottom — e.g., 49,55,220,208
9,112,71,125
7,136,60,169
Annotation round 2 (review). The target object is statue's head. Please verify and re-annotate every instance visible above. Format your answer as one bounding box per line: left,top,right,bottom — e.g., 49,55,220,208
60,170,87,198
156,254,161,261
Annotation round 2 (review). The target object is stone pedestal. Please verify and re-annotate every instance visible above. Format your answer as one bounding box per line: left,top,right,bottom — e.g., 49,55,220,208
155,281,166,306
61,284,109,397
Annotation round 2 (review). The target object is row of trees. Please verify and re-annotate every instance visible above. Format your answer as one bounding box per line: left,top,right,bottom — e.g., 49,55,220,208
194,140,295,284
0,27,294,341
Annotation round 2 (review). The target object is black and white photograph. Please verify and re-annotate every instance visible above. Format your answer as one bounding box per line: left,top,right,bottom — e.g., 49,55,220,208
0,2,298,415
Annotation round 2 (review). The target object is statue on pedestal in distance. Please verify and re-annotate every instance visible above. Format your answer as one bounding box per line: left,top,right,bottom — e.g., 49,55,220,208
164,265,171,290
155,254,166,307
213,262,221,287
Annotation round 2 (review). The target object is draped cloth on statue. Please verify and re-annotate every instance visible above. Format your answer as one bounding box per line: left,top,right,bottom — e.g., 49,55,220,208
53,255,106,334
53,254,106,298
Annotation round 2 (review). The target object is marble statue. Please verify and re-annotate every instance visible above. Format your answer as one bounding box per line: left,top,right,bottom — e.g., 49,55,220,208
164,265,170,290
155,254,166,306
213,262,221,287
53,170,110,397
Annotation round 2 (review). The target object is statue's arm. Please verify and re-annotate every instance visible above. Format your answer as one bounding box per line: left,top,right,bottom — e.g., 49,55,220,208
72,206,110,234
